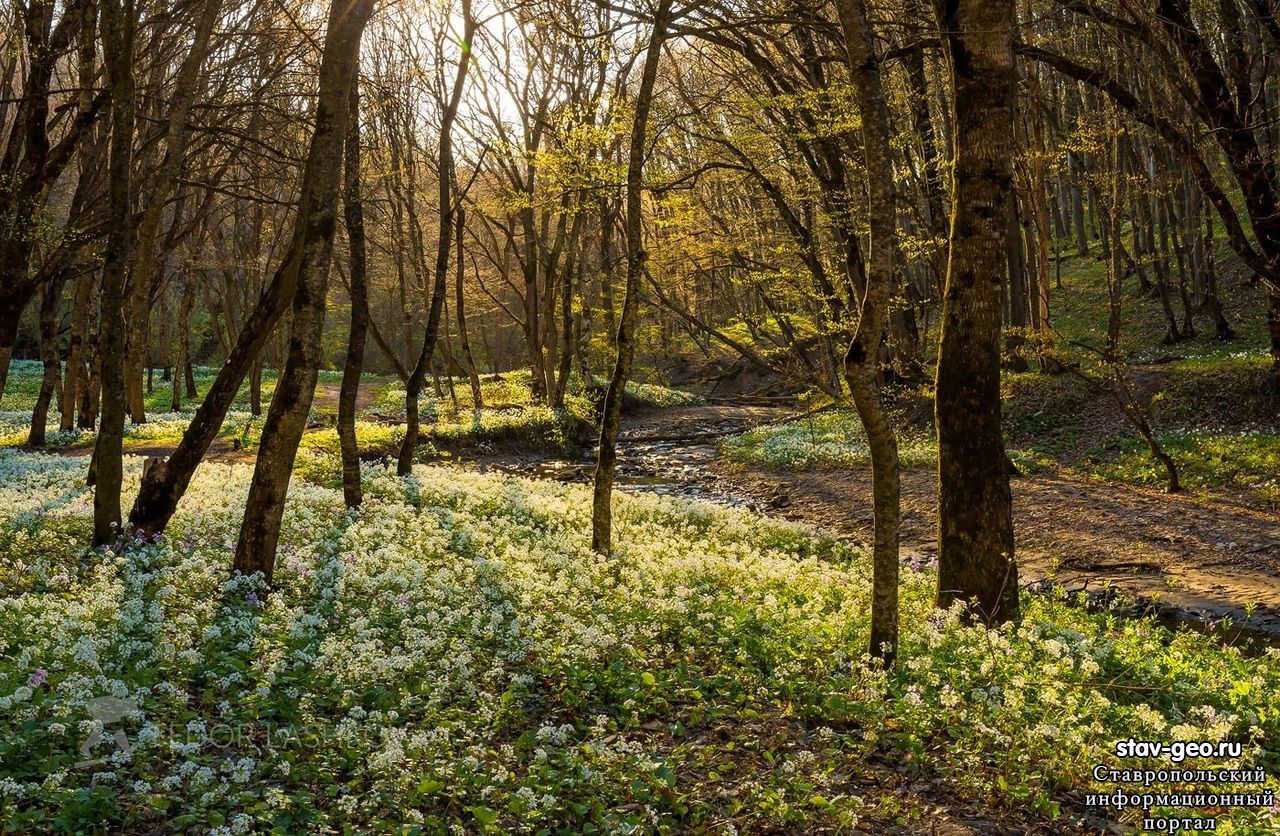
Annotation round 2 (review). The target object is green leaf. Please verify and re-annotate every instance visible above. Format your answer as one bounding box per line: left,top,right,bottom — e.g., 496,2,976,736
472,806,499,826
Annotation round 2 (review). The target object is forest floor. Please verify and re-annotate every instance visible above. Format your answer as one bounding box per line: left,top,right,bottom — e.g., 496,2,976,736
49,389,1280,645
715,454,1280,642
564,402,1280,646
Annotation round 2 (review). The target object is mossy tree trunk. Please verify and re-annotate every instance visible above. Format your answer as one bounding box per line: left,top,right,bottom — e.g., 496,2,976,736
836,0,902,665
232,0,376,582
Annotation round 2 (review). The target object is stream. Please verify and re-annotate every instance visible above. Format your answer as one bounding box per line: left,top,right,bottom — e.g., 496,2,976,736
478,411,778,512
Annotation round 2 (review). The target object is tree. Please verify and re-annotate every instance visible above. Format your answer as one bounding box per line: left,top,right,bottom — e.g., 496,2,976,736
232,0,377,582
591,0,673,555
933,0,1020,624
338,78,370,509
92,0,137,546
395,0,476,476
836,0,902,664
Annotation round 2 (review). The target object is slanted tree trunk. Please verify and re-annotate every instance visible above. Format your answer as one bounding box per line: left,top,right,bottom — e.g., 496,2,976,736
130,0,373,537
591,0,672,555
338,80,369,509
836,0,901,666
232,0,375,581
933,0,1019,624
92,0,136,546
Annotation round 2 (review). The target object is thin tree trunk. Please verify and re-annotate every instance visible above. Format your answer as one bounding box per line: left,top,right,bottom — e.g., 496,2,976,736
933,0,1019,624
455,204,483,408
61,268,94,430
837,0,901,666
172,279,192,411
338,79,369,509
591,0,672,555
92,0,136,546
250,358,262,416
29,275,65,446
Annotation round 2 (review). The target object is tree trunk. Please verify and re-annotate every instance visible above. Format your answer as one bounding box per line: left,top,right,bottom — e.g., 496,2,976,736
338,79,369,509
933,0,1019,624
130,0,373,536
591,0,672,555
396,1,473,476
837,0,901,666
28,275,65,446
250,358,262,416
170,279,192,411
61,268,94,431
232,0,375,581
455,205,483,408
92,0,136,546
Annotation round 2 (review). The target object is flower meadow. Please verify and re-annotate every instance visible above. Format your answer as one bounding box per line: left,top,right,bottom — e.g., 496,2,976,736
1,450,1279,833
721,410,937,472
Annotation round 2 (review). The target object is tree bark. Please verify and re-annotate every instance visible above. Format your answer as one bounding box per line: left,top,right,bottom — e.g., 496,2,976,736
592,0,672,555
837,0,902,666
933,0,1019,624
92,0,136,546
172,279,193,412
455,205,483,408
28,275,65,447
62,269,94,430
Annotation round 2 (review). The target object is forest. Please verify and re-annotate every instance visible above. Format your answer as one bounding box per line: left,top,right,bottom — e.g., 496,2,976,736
1,0,1279,830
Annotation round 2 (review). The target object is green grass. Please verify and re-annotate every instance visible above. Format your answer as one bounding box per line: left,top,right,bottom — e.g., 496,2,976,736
0,360,288,417
721,409,937,470
1079,430,1280,509
1043,232,1269,368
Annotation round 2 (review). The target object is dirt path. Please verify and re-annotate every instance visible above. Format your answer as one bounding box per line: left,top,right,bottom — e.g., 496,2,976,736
713,459,1280,639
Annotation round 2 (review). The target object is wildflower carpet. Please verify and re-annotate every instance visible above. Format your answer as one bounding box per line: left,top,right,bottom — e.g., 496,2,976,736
1,450,1277,832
